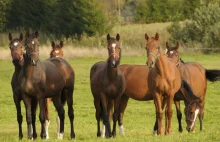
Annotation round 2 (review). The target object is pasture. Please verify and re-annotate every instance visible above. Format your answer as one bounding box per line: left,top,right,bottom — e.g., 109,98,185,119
0,52,220,141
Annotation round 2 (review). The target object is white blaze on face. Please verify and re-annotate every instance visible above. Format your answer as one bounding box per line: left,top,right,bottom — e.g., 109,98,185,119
190,109,200,129
55,50,59,53
32,41,35,44
170,51,174,54
14,42,18,46
111,43,116,59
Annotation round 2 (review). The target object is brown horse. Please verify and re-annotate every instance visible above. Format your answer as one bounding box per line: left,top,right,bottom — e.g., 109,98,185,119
144,32,184,135
45,40,65,139
90,34,126,138
8,33,38,139
117,33,196,135
166,41,220,132
19,31,75,139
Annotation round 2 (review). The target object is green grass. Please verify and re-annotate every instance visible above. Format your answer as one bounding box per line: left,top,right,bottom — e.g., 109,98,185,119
0,54,220,142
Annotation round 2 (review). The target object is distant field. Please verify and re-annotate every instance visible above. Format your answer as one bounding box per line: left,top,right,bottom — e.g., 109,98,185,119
0,53,219,142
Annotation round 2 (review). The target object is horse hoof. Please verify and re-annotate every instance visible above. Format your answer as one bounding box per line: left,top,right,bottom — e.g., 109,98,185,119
19,134,23,140
57,133,64,139
70,132,75,139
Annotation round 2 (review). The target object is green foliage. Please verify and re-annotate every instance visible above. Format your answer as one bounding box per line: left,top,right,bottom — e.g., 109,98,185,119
0,0,10,32
168,3,220,49
135,0,200,23
5,0,112,40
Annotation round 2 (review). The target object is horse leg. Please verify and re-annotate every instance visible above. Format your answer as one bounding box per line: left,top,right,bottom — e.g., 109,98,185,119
100,93,111,138
94,99,101,137
154,98,166,134
13,94,23,139
39,98,47,139
45,98,51,139
64,88,75,139
112,95,121,137
23,95,33,140
118,94,129,135
31,98,38,139
165,95,174,135
52,94,65,139
154,92,163,135
174,100,183,132
199,100,205,131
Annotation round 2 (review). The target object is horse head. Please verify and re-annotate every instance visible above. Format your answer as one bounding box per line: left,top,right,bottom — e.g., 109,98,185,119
9,33,24,66
145,33,160,68
184,99,201,132
166,41,181,66
50,41,64,58
107,33,121,68
24,31,40,66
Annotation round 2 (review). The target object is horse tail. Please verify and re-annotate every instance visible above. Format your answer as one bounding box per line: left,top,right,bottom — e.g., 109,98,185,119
181,80,200,100
206,69,220,82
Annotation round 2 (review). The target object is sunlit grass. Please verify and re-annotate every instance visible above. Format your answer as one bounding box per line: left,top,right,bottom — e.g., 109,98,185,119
0,53,219,141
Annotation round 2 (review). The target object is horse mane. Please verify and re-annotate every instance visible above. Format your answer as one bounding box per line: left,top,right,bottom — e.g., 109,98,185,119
181,80,201,101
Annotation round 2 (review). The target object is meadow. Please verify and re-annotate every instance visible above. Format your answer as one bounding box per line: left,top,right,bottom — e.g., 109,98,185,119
0,52,220,142
0,22,220,141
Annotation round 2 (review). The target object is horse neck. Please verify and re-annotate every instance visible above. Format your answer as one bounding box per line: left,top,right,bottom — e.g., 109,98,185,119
23,59,43,79
14,64,22,77
106,63,118,80
155,51,170,77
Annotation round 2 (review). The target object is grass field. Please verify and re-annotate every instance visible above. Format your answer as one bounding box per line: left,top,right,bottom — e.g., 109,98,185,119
0,53,220,142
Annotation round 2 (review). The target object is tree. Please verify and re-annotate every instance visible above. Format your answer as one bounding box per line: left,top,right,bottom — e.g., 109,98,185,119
0,0,10,31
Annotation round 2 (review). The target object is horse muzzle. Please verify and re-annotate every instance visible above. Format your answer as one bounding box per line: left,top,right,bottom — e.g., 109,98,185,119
147,60,155,68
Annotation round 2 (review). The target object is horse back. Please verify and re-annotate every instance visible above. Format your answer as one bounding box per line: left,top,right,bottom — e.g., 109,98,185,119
47,57,75,87
179,62,206,97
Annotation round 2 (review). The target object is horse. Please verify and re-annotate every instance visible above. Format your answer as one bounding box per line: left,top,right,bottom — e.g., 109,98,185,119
90,33,126,138
44,40,65,139
117,34,197,135
166,41,220,132
8,33,38,139
19,31,75,139
144,32,186,135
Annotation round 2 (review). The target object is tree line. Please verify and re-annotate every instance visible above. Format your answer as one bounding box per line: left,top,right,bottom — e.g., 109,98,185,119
0,0,220,49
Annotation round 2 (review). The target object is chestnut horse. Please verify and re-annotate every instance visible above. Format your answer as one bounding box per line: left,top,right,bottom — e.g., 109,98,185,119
117,34,196,135
45,40,65,139
90,34,126,138
8,33,38,139
166,41,220,132
19,31,75,139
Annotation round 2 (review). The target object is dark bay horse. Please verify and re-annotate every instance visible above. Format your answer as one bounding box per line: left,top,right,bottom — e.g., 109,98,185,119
90,34,126,138
166,41,220,132
19,31,75,139
45,40,65,139
8,33,37,139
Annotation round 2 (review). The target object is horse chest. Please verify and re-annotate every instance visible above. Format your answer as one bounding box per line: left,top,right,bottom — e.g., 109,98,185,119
105,84,118,98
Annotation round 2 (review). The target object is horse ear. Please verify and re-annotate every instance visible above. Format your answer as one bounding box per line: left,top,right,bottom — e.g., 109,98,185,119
107,34,110,41
35,31,39,38
145,33,149,40
60,41,63,48
51,41,55,49
166,42,169,49
155,32,159,40
176,41,179,49
25,31,30,38
19,33,23,41
9,33,12,41
116,33,120,41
